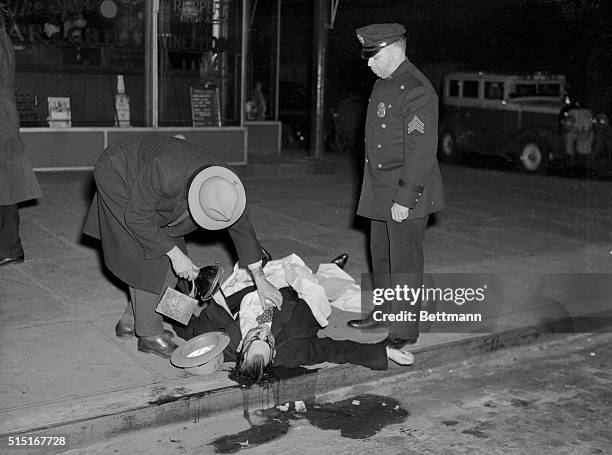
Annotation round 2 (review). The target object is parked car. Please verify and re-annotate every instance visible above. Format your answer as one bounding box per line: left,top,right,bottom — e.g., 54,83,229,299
438,71,610,173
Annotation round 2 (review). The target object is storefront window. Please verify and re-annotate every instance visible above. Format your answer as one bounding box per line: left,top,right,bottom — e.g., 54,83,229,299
157,0,243,126
245,0,279,121
6,0,146,126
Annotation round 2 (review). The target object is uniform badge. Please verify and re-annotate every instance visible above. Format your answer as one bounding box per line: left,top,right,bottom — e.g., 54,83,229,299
357,34,364,44
407,114,424,134
377,102,386,118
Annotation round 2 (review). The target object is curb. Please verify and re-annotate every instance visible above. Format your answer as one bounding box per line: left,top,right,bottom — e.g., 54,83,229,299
0,319,594,454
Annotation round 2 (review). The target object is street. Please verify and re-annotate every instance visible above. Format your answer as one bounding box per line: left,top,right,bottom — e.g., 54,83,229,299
62,332,612,455
2,157,610,452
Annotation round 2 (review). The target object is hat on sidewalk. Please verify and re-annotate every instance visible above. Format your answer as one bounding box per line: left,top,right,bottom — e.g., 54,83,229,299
356,23,406,59
171,332,230,375
188,166,246,230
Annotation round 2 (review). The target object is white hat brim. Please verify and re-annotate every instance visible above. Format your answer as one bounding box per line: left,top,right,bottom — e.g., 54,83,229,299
188,166,246,230
171,331,230,369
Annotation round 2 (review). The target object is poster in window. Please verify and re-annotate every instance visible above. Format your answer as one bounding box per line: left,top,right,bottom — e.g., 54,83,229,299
47,97,72,128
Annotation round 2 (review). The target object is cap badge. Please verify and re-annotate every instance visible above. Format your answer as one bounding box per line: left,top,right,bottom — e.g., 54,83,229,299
377,102,386,118
357,34,364,44
407,114,425,134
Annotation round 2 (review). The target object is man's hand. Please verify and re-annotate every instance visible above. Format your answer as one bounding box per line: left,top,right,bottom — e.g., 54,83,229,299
250,265,282,310
166,246,199,280
391,202,410,223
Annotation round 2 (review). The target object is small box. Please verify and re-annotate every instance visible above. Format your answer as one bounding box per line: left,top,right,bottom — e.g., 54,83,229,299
156,287,198,325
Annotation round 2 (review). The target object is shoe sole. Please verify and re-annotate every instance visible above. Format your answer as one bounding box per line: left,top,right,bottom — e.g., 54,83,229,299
137,346,173,359
0,258,25,266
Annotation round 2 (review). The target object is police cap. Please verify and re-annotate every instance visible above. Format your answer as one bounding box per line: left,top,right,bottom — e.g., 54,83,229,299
355,23,406,59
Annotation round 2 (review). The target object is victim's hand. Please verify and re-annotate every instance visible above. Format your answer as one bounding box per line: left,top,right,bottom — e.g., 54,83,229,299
391,202,410,223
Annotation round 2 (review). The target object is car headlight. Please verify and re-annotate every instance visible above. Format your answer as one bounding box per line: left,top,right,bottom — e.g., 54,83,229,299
596,113,609,127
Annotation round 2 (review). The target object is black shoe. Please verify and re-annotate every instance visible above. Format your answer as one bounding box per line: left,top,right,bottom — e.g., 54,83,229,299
193,264,223,302
347,311,388,330
382,336,419,350
115,320,174,339
0,254,24,266
261,247,272,268
137,333,178,359
331,253,349,269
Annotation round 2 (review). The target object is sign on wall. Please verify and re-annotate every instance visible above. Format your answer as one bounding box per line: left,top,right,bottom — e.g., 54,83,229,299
190,85,221,127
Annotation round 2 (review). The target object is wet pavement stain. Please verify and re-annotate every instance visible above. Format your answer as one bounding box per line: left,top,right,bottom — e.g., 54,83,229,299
462,428,490,439
210,394,409,453
441,420,459,426
510,398,533,407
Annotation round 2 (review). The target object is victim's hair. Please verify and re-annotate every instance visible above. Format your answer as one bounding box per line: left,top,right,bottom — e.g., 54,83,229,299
238,353,267,381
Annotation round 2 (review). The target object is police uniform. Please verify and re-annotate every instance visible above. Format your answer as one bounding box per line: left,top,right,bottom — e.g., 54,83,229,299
352,23,444,342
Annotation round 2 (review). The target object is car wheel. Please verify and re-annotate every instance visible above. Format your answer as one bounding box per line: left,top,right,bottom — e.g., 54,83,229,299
438,129,458,162
517,138,548,173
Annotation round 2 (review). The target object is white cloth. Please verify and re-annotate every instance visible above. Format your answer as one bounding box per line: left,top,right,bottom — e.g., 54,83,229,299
213,253,362,338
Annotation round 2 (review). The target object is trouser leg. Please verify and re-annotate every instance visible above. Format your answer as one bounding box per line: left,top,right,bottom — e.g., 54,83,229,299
129,267,178,337
370,219,391,289
0,204,23,258
120,299,134,322
386,216,428,339
369,219,392,319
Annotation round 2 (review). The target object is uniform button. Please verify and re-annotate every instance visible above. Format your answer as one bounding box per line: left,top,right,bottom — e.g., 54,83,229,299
377,144,381,149
377,164,382,169
381,123,386,128
364,138,367,142
365,158,369,163
388,104,392,108
400,85,405,90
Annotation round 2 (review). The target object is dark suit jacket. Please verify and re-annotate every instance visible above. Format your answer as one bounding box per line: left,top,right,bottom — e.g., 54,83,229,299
175,287,388,370
358,59,444,221
82,134,262,294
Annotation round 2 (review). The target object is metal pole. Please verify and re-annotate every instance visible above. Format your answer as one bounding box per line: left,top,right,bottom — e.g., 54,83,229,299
274,0,281,121
240,0,249,127
145,0,159,127
310,0,328,158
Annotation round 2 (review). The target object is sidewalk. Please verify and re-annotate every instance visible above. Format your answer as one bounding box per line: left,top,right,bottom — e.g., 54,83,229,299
1,149,610,451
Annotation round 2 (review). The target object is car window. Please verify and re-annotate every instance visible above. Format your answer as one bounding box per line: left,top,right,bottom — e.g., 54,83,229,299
538,83,561,97
484,81,504,100
449,80,460,97
509,83,561,98
463,80,479,98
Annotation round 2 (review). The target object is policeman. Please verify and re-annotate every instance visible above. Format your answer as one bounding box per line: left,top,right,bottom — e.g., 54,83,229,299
347,23,444,349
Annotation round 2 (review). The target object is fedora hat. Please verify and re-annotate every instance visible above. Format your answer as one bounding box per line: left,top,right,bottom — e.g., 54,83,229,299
171,331,230,375
188,166,246,230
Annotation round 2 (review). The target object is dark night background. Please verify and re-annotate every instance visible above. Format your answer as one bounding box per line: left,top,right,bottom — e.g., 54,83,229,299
276,0,612,115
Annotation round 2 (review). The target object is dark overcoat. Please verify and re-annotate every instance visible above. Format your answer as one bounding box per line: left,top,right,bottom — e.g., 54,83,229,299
82,134,262,294
358,60,444,221
0,24,42,205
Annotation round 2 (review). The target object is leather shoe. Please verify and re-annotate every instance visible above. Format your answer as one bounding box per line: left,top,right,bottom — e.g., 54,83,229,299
331,253,349,269
382,336,418,350
115,320,174,339
0,255,24,266
137,333,178,359
347,312,388,330
261,247,272,268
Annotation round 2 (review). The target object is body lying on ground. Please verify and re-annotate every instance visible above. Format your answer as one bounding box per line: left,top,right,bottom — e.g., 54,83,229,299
173,284,413,381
